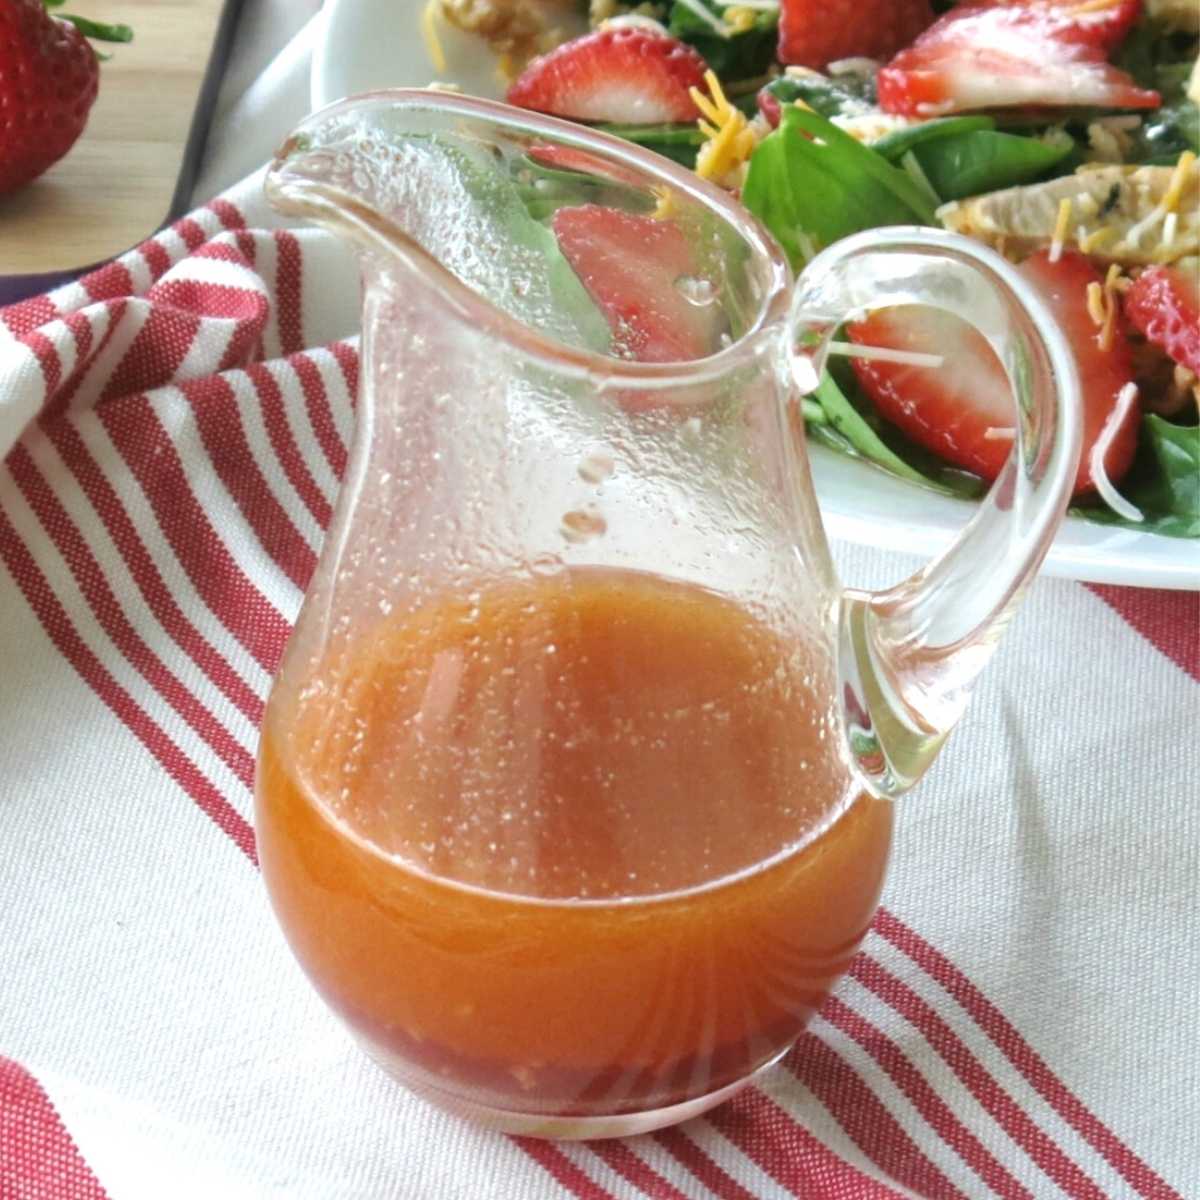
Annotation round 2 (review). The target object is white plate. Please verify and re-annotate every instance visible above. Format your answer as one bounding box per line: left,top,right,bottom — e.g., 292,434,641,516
312,0,1199,589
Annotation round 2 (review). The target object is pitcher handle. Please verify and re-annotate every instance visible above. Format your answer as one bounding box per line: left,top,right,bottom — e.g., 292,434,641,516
789,227,1082,797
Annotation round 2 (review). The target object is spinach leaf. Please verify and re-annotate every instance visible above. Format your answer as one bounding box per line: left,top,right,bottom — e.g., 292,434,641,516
759,69,877,120
806,361,986,498
593,122,705,167
1112,14,1200,163
910,129,1076,200
871,116,996,161
1129,100,1200,164
875,117,1075,200
1071,416,1200,538
741,105,936,267
668,0,778,81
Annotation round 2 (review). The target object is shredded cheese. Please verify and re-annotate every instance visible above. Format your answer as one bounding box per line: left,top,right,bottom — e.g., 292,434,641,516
983,427,1017,441
1163,150,1196,212
691,71,759,186
1068,0,1124,13
422,0,448,75
1163,210,1179,249
722,6,759,31
1090,382,1143,523
495,53,519,86
650,185,679,221
1086,264,1126,351
1050,198,1073,263
1121,153,1193,250
1080,226,1118,254
827,340,945,369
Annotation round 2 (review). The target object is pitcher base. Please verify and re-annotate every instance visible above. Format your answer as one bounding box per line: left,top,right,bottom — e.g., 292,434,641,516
361,1044,792,1140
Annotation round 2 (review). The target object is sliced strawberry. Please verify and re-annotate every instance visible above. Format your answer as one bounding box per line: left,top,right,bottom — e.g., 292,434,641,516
958,0,1141,57
525,143,648,187
1122,265,1200,377
778,0,934,69
878,5,1160,117
848,249,1139,495
552,205,719,363
506,28,708,125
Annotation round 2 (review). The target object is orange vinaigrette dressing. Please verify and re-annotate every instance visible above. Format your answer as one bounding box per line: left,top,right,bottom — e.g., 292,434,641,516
256,568,892,1116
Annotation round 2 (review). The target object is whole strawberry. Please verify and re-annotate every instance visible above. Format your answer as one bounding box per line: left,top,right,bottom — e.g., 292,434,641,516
0,0,132,195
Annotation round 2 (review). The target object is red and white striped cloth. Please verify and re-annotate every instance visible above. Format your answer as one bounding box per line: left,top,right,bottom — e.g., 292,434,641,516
1,171,1197,1200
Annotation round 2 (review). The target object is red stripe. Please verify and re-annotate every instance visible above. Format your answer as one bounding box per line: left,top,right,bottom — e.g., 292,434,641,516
652,1126,759,1200
0,292,57,337
513,1138,618,1200
148,279,266,323
329,339,359,410
83,260,135,303
290,352,348,481
98,392,294,673
274,231,305,357
207,198,246,231
0,1056,110,1200
42,418,265,726
173,217,209,252
821,993,1035,1200
99,305,201,403
178,373,318,593
0,506,257,861
705,1085,909,1199
23,328,64,395
43,301,128,424
140,239,172,281
872,911,1182,1200
786,1033,968,1200
245,362,333,530
235,230,258,267
589,1141,691,1200
8,445,257,789
1085,584,1199,682
849,953,1107,1200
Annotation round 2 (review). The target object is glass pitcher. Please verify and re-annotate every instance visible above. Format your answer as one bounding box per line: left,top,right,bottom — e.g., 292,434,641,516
255,90,1080,1139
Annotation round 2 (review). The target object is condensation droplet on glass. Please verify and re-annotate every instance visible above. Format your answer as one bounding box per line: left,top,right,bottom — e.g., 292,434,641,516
577,451,615,485
529,553,559,577
674,274,717,307
560,508,607,544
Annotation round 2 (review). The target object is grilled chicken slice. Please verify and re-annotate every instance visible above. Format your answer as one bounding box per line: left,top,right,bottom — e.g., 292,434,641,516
937,158,1200,266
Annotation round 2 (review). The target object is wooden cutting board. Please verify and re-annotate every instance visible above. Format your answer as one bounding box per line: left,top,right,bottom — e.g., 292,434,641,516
0,0,241,276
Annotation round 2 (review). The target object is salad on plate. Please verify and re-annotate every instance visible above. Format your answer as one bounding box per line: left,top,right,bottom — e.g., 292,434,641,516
417,0,1199,539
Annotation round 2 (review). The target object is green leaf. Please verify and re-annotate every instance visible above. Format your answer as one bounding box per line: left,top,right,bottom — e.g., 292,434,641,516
759,69,878,120
668,0,778,81
871,116,996,162
593,123,705,168
1129,100,1200,164
741,105,935,269
909,129,1076,201
427,140,611,353
806,362,986,499
62,14,133,42
1071,416,1200,538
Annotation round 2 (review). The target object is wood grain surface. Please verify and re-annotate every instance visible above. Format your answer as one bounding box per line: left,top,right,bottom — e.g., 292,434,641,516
0,0,233,275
